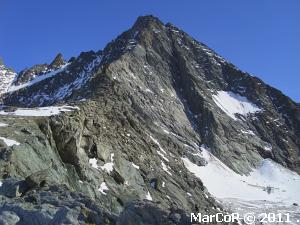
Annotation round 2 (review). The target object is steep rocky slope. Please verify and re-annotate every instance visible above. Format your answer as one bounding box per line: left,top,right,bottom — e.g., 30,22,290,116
11,53,67,86
0,61,16,95
0,15,299,224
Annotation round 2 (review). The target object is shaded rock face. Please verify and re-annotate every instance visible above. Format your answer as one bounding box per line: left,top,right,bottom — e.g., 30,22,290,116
4,51,102,106
15,64,49,86
12,54,67,86
49,53,66,70
0,15,299,224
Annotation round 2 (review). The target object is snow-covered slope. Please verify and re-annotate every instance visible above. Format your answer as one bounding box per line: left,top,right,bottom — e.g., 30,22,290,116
3,51,102,107
0,137,20,146
212,91,261,120
11,53,67,87
6,64,69,93
182,145,300,205
0,105,79,117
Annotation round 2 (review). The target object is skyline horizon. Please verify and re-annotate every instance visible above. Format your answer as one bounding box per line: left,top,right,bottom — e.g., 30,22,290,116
1,16,298,104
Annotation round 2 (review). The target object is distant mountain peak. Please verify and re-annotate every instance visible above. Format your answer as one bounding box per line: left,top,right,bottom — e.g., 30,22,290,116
11,53,67,87
49,53,66,70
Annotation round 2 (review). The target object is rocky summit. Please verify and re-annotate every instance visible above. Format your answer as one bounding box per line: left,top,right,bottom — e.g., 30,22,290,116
0,15,299,225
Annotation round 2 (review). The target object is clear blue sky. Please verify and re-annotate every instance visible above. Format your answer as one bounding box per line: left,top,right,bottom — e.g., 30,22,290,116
0,0,299,102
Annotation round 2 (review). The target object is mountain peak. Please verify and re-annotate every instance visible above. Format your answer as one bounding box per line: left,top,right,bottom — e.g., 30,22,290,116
49,53,66,69
1,15,300,224
132,15,164,30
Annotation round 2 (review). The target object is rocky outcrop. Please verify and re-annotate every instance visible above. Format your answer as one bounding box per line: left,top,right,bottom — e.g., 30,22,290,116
0,182,117,225
0,104,226,224
49,53,66,70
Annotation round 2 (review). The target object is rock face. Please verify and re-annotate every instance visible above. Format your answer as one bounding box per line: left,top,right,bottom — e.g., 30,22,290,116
0,62,16,95
3,51,101,106
11,54,67,87
0,15,299,224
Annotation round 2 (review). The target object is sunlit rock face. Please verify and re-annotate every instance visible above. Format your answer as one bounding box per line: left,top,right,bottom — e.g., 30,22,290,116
0,62,16,95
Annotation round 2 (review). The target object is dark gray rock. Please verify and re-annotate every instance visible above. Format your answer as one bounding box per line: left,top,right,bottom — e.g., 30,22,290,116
25,168,53,189
49,53,66,70
117,201,189,225
0,178,27,198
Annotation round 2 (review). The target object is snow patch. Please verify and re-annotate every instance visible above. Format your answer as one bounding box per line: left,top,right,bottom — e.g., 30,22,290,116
212,91,261,120
89,158,99,169
264,143,273,152
145,89,153,93
0,105,79,117
100,153,114,174
0,137,20,146
240,129,255,136
163,129,170,134
161,161,172,176
131,162,140,169
98,182,109,195
89,154,114,174
101,162,114,173
0,122,8,127
149,135,169,162
145,191,153,201
182,147,300,205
